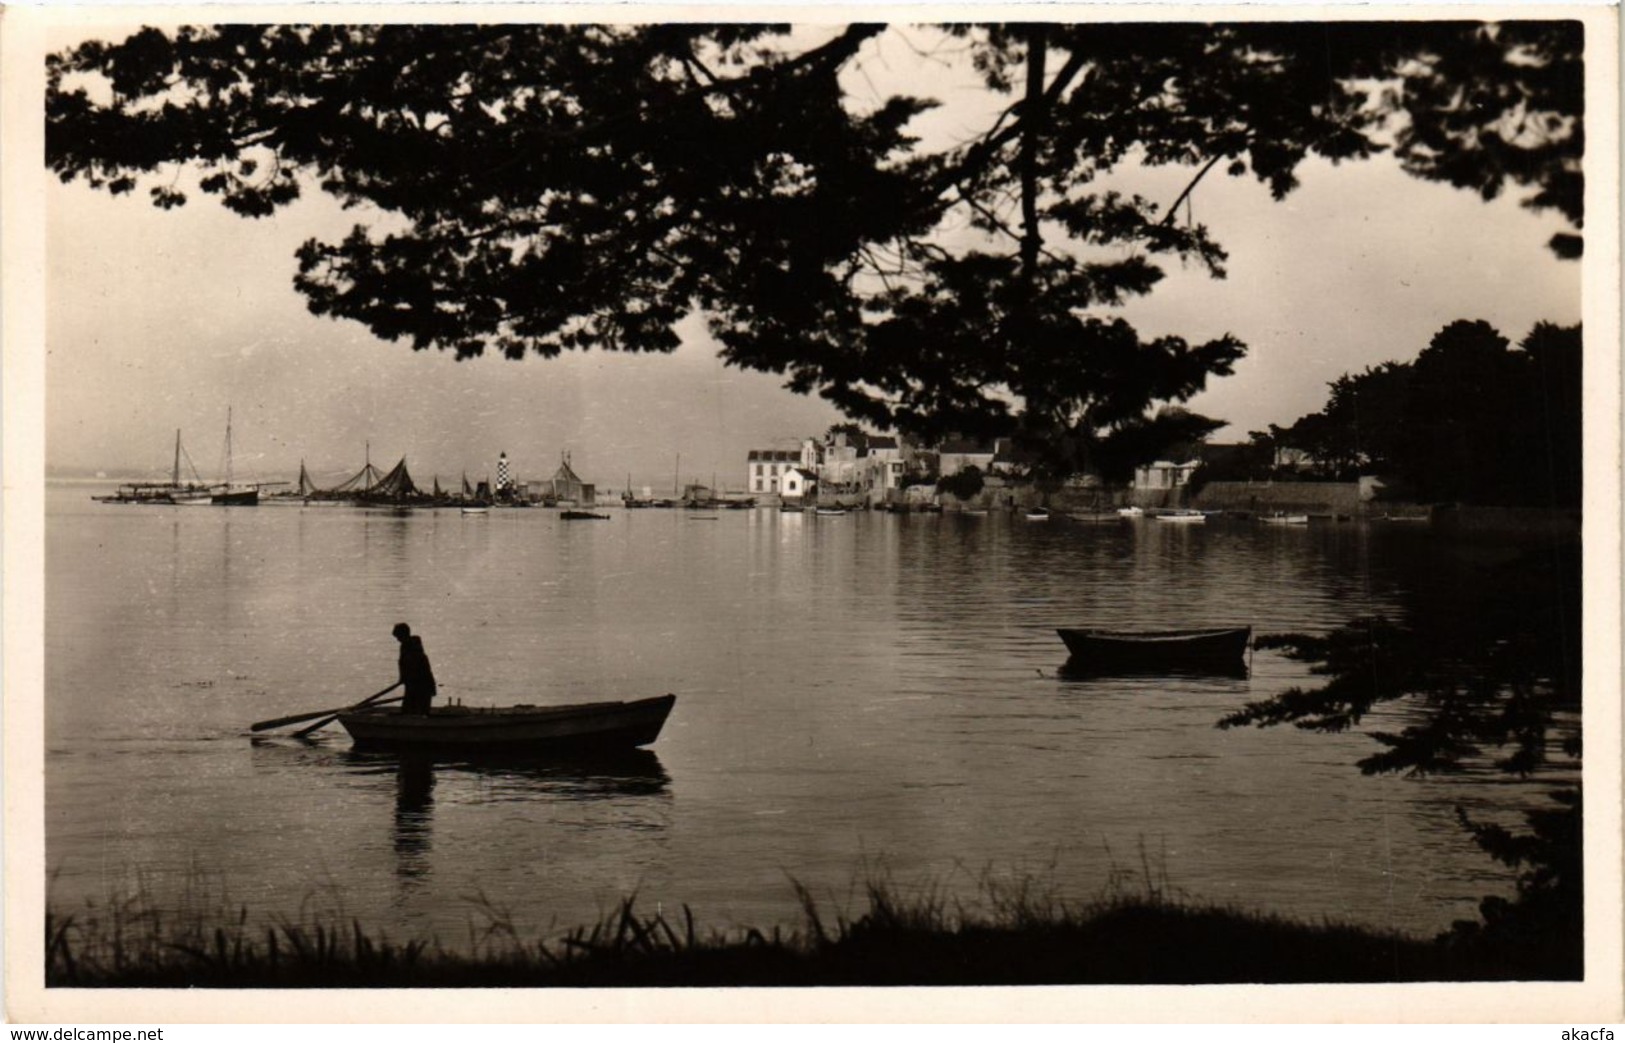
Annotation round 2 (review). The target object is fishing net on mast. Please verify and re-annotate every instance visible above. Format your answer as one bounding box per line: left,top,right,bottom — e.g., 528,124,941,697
295,462,324,497
327,459,390,494
365,458,422,500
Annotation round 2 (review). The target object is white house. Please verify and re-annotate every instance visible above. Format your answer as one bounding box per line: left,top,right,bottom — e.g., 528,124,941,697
780,467,817,501
746,448,802,496
1133,459,1199,491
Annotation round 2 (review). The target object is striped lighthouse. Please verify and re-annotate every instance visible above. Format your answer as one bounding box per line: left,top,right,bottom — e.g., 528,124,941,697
496,452,512,496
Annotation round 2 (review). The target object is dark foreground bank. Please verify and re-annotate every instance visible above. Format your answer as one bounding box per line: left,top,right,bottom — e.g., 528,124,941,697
47,881,1578,987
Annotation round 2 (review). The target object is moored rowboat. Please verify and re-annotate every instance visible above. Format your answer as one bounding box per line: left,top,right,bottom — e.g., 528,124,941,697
338,694,676,752
1056,627,1251,668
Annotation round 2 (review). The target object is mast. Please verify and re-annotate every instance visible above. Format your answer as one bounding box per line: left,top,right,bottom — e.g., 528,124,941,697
173,430,182,486
225,407,234,487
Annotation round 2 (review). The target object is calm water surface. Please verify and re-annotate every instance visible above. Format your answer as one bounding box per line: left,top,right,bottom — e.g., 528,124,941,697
45,484,1538,942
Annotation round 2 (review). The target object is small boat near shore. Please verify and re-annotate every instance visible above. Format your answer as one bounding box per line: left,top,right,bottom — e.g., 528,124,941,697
560,509,610,520
337,694,677,752
1056,626,1251,671
1153,510,1206,524
1259,513,1309,525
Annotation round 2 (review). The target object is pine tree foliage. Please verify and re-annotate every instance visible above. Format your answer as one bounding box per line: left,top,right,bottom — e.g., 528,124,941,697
47,22,1584,454
1220,544,1581,968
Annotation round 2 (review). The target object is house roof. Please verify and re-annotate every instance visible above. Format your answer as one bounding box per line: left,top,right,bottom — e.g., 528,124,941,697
868,436,899,450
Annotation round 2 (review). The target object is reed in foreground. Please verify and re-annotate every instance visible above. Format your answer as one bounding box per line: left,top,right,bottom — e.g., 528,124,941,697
46,869,1573,987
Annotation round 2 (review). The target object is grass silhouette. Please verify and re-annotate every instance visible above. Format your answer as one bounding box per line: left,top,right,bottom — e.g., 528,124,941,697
45,855,1573,987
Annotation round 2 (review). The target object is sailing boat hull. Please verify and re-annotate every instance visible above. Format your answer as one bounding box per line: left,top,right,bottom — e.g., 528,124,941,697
212,487,260,506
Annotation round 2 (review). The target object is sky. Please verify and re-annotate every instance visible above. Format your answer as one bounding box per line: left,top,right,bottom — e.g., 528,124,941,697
41,20,1584,494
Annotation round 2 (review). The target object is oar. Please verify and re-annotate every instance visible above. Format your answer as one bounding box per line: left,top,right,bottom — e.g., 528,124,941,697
293,694,404,738
250,682,402,732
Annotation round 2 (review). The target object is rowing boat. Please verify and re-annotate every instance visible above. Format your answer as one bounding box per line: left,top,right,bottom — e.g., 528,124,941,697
1056,627,1251,669
338,694,676,752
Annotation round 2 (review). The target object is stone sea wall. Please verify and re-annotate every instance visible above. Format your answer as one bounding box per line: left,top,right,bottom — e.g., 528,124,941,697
1186,481,1365,515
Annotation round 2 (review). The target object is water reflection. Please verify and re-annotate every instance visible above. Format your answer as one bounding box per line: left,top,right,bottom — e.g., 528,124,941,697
391,754,435,883
1057,657,1252,682
249,739,674,891
246,738,672,806
340,747,672,800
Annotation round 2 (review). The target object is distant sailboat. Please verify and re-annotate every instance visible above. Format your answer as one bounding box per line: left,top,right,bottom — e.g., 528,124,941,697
99,415,258,506
94,429,215,504
207,408,259,506
623,473,651,508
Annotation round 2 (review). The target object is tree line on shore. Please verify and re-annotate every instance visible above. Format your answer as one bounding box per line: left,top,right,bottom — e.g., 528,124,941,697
1201,319,1582,509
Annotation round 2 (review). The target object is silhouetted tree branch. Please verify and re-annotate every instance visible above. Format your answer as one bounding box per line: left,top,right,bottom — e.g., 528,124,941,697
47,21,1584,455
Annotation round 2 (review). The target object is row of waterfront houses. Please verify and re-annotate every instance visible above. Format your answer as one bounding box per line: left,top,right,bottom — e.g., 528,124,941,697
745,432,1045,504
745,431,1327,505
420,432,1319,510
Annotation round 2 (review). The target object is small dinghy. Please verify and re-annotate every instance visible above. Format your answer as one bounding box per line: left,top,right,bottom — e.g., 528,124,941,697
338,694,676,752
1056,627,1251,671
